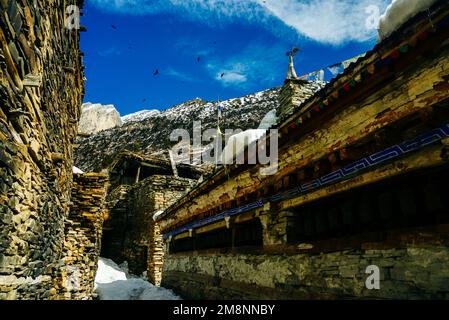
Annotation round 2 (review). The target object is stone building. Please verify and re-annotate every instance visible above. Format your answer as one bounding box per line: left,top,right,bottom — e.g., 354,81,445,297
0,1,108,300
156,2,449,299
102,151,203,285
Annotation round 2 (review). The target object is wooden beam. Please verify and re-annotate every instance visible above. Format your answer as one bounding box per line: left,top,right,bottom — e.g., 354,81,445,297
279,145,448,212
170,210,258,239
196,220,227,235
173,231,189,241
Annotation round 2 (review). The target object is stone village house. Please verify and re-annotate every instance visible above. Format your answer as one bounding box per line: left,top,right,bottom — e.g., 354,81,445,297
155,1,449,299
101,151,204,285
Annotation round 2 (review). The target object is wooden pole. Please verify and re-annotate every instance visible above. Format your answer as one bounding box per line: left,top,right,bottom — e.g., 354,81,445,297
168,150,179,177
135,165,141,184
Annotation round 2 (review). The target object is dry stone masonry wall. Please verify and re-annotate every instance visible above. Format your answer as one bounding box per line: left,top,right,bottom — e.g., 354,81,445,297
1,0,86,299
100,172,195,287
59,173,108,300
104,175,194,285
163,227,449,300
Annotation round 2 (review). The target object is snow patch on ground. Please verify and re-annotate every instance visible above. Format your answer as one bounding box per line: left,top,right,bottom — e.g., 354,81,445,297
94,258,181,300
379,0,438,40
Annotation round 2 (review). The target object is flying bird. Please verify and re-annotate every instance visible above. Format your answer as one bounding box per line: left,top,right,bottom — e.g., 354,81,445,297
111,24,117,29
153,69,159,76
197,57,201,62
220,73,225,78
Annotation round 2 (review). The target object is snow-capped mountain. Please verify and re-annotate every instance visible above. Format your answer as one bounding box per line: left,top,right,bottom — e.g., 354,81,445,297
79,103,123,135
121,110,161,124
74,82,325,173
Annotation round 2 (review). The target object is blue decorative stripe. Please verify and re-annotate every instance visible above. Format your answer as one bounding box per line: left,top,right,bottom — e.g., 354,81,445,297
163,124,449,239
368,146,402,163
320,171,344,185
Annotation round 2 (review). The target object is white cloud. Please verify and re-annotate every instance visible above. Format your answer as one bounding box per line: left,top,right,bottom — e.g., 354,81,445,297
206,43,284,88
90,0,391,45
173,37,216,57
260,0,391,44
207,62,245,86
164,68,197,82
213,69,248,86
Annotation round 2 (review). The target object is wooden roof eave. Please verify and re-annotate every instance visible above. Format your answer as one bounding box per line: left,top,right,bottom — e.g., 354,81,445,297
156,1,449,224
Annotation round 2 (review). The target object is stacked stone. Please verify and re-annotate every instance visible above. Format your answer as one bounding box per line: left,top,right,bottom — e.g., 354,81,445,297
148,222,164,286
101,185,132,262
0,0,84,299
277,79,324,121
58,173,108,300
259,210,296,246
163,229,449,299
103,175,193,284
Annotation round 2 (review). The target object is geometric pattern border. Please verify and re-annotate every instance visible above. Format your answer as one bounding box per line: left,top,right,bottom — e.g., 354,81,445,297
163,124,449,239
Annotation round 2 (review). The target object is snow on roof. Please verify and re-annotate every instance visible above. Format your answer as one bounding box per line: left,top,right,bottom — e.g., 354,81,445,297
379,0,439,40
73,166,84,174
258,109,278,130
152,210,164,221
221,129,267,165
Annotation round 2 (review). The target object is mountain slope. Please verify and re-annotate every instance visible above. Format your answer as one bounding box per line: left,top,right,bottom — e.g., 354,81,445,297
74,83,325,173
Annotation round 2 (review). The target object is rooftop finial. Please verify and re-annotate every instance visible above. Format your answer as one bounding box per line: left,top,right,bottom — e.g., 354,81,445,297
286,47,300,80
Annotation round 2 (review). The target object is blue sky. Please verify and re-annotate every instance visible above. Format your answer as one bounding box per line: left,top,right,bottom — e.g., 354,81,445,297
81,0,390,116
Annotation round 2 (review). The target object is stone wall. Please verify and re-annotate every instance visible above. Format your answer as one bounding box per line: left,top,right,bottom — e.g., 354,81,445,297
277,79,315,121
0,0,84,299
103,175,193,284
126,175,193,281
58,173,108,300
149,222,164,286
101,185,131,262
162,226,449,300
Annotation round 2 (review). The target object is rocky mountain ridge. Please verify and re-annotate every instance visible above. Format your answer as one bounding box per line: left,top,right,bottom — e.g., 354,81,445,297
74,82,325,173
78,103,123,135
